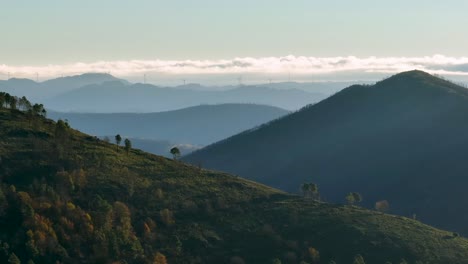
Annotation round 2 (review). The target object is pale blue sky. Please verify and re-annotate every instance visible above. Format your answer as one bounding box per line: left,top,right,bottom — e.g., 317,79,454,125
2,0,468,65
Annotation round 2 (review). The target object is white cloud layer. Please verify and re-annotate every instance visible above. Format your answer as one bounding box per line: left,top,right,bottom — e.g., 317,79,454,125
2,55,468,79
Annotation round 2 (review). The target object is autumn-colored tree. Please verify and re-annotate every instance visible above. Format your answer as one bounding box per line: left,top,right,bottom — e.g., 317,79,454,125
308,247,320,263
153,252,167,264
160,208,175,226
375,200,390,212
113,201,132,236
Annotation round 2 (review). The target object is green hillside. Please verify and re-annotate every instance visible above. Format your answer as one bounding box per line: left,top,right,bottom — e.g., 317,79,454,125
2,100,468,263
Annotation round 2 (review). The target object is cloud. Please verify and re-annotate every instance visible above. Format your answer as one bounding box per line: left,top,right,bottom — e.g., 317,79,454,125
2,55,468,79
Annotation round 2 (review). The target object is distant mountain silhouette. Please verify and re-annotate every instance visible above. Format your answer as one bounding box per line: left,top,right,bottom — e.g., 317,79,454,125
0,73,351,112
43,82,326,112
0,73,125,102
173,81,365,94
48,104,288,146
185,70,468,234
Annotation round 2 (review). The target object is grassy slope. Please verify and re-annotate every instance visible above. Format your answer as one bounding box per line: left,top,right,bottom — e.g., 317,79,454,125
1,109,468,263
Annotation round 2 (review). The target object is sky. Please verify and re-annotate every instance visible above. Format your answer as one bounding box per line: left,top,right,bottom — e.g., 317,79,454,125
1,0,468,83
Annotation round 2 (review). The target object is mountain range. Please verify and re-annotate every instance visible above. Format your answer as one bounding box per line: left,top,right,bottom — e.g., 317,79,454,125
0,73,337,112
185,70,468,234
43,82,325,112
0,73,126,102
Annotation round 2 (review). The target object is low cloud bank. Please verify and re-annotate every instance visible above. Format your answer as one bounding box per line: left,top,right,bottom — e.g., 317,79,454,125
2,55,468,81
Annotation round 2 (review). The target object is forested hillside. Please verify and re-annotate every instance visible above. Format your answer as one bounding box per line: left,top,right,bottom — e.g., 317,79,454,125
2,92,468,263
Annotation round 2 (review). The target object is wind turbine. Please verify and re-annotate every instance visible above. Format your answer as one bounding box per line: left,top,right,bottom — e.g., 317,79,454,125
237,76,243,86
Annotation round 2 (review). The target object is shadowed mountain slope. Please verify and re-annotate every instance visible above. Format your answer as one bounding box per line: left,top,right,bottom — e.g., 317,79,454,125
185,70,468,234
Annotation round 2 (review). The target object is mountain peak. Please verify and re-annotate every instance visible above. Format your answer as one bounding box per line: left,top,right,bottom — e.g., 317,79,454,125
42,72,128,85
380,69,453,85
380,70,436,84
371,69,468,96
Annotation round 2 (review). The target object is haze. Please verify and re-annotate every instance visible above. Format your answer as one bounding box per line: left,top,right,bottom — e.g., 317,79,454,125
2,1,468,84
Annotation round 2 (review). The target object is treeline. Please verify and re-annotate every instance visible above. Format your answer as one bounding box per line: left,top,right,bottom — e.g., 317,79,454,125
0,92,46,117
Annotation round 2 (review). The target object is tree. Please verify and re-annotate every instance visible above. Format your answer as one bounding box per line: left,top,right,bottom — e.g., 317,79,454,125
352,192,362,204
346,192,362,205
308,247,320,263
153,252,167,264
0,92,5,108
124,138,132,155
32,103,46,117
170,147,181,160
115,134,122,148
19,96,32,112
346,193,355,205
4,93,11,108
375,200,390,212
9,96,17,110
301,182,319,200
353,254,366,264
8,253,21,264
309,183,319,199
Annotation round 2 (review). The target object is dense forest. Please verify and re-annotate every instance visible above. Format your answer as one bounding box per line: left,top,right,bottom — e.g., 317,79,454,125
3,91,468,263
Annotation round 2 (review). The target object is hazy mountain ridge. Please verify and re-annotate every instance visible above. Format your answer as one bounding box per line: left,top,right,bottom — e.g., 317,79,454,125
185,70,468,234
48,104,289,147
43,82,326,112
0,73,126,102
0,73,351,112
